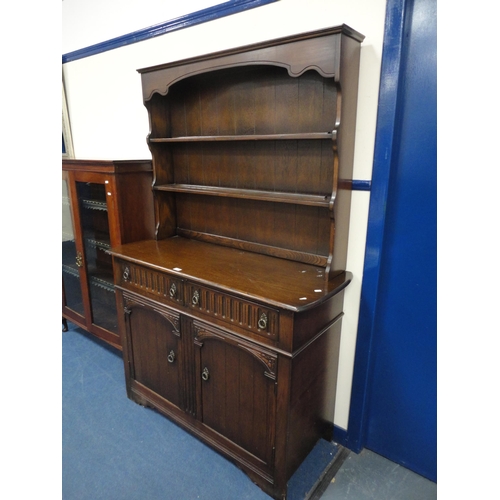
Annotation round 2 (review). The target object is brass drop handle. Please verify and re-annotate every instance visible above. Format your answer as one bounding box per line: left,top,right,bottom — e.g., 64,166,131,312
201,367,210,381
167,350,176,363
192,290,200,306
75,252,83,268
169,282,177,298
123,266,130,281
258,313,268,330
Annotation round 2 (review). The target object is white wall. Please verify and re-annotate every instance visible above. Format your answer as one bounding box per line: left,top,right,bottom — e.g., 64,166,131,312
62,0,387,430
62,0,222,54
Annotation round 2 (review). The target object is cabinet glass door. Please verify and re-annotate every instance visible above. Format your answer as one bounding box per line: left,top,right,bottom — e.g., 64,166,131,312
76,181,118,334
62,177,85,318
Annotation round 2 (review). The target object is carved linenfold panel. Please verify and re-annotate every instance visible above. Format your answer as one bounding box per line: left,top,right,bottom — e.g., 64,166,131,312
120,262,184,304
193,321,277,380
126,263,167,295
187,283,279,340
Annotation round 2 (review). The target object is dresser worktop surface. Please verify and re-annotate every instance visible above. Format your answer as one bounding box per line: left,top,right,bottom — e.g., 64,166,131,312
110,237,351,312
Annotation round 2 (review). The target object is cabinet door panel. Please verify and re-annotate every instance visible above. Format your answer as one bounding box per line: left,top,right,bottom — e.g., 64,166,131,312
62,174,85,319
194,322,277,466
75,180,118,334
126,302,182,409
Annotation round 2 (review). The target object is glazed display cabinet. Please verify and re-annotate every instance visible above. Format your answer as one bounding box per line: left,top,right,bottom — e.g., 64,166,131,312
62,159,154,349
109,25,364,499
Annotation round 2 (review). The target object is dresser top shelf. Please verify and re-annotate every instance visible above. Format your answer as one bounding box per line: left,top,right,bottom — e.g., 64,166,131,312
149,132,334,142
109,237,351,312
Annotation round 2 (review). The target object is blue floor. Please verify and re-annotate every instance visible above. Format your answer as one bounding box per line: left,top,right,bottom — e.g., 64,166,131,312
62,323,339,500
63,322,437,500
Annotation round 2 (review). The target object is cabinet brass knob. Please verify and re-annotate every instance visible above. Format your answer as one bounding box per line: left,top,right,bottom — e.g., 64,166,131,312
167,350,176,363
75,252,83,268
192,290,200,306
258,313,268,330
201,367,210,381
169,282,177,298
123,266,130,281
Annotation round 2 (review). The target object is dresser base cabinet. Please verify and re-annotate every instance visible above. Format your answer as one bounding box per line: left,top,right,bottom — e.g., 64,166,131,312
111,239,351,500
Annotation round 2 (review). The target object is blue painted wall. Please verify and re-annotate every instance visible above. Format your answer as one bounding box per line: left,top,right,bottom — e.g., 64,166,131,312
343,0,437,482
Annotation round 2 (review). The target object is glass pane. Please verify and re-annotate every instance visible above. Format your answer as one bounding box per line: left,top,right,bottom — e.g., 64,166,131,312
62,178,85,317
76,181,118,334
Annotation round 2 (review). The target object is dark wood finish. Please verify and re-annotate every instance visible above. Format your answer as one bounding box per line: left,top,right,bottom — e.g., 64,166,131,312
110,26,363,499
62,159,155,349
124,295,182,407
137,25,363,278
193,320,277,469
112,238,350,314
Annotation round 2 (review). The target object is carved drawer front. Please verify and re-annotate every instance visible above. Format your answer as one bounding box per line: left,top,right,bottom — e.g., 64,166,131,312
185,282,279,341
118,261,183,306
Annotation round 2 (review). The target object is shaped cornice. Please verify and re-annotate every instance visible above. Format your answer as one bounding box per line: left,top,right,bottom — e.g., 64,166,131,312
139,25,363,101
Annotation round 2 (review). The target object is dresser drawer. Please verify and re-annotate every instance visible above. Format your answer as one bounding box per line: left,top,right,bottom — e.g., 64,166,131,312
185,282,279,341
116,260,183,307
115,259,279,340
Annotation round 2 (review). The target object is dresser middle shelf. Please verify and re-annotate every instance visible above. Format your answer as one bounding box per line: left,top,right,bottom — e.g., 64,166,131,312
154,184,331,207
148,132,335,142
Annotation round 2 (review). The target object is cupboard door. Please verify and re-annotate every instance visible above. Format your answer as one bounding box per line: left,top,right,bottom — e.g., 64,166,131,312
62,173,85,320
124,298,182,409
193,320,277,468
75,180,118,334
